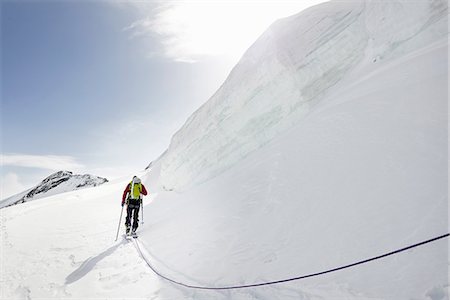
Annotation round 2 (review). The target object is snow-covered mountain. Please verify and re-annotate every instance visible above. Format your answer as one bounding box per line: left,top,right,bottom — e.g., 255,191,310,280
0,171,108,208
2,1,447,300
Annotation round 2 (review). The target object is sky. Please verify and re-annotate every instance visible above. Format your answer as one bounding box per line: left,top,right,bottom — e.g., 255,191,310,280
1,0,328,199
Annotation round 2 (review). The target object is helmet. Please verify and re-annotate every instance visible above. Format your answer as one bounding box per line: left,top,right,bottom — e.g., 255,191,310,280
132,176,141,184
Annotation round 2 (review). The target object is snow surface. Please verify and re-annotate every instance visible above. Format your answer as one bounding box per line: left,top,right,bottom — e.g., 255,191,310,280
1,0,448,299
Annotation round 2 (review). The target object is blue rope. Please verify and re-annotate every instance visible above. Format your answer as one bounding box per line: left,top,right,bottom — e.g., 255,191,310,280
132,233,449,290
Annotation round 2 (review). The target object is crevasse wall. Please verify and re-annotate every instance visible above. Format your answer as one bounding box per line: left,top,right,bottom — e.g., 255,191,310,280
158,0,447,191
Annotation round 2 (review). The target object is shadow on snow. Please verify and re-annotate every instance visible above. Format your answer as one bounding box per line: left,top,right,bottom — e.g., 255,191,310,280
65,239,126,285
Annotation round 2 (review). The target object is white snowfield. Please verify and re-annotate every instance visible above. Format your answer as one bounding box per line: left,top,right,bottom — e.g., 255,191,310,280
1,0,448,299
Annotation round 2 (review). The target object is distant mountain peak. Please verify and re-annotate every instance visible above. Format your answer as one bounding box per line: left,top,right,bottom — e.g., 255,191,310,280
1,171,108,208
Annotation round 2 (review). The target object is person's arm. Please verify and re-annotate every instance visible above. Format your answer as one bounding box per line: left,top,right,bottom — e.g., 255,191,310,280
122,184,130,206
141,184,148,196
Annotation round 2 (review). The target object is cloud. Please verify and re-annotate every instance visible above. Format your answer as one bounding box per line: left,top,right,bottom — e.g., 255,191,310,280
1,173,26,199
123,1,329,63
0,154,84,171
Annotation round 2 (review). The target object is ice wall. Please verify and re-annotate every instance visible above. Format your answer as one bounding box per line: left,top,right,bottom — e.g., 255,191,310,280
158,0,447,191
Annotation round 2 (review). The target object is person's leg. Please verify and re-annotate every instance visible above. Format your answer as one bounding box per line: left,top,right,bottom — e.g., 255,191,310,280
125,205,132,233
132,205,140,232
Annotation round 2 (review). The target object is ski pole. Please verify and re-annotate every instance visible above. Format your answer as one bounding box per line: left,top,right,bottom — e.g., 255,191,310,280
115,205,124,241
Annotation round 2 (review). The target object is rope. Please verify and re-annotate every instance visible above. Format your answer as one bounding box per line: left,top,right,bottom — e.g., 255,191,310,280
132,233,449,290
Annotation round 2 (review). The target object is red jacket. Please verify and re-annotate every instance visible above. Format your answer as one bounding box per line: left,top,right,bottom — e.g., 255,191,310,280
122,183,148,205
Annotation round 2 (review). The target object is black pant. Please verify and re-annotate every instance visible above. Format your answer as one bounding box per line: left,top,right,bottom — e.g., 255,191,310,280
125,200,140,230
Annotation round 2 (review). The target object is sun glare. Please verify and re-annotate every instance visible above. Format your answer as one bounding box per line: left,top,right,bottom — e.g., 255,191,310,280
136,0,329,62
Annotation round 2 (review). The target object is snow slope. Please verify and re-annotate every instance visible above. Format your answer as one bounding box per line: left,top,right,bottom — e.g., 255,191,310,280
158,0,447,191
1,0,448,299
140,36,448,300
0,171,108,209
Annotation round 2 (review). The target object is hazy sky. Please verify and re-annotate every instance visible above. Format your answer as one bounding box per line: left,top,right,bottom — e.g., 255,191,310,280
1,0,328,198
